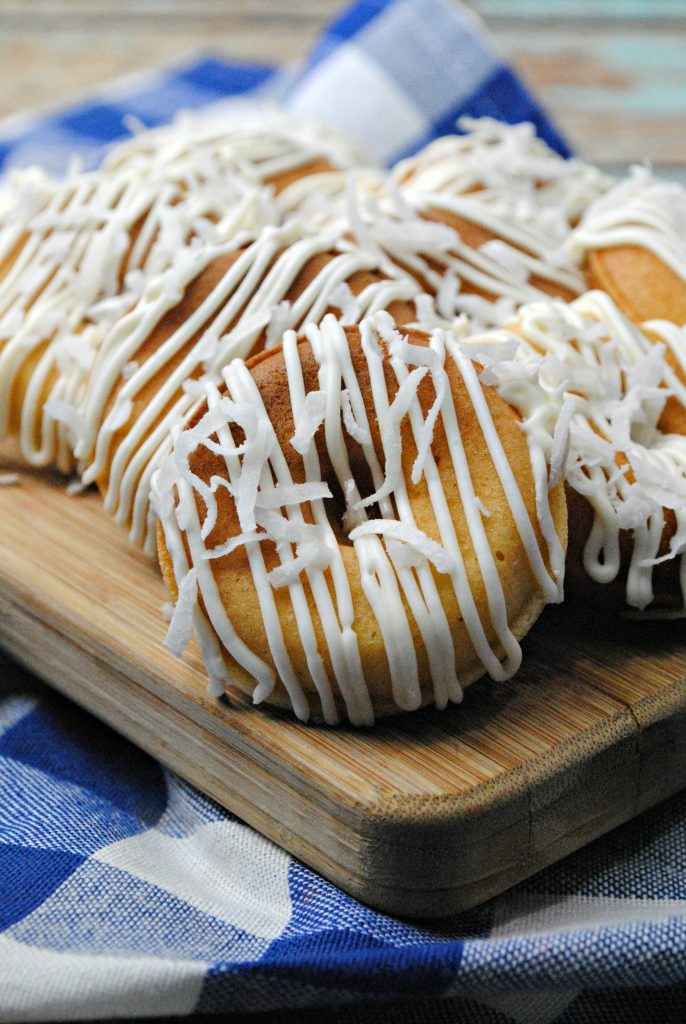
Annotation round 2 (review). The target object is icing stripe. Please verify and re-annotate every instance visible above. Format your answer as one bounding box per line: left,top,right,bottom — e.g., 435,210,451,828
153,316,561,723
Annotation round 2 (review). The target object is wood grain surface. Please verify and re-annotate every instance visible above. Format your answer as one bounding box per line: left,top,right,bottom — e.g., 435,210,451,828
1,444,685,917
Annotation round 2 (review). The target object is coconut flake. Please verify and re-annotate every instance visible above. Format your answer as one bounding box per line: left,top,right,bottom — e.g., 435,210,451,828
438,270,458,317
66,478,88,496
204,530,265,560
414,292,442,327
233,416,273,534
267,537,332,588
356,365,427,508
388,330,448,485
329,282,358,325
171,398,240,537
255,480,332,509
164,567,198,657
102,398,134,435
341,477,365,534
341,388,371,446
549,398,575,489
349,519,457,574
475,496,491,518
44,398,85,440
291,389,326,455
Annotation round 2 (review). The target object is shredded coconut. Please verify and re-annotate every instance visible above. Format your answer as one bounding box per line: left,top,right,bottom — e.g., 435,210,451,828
164,567,198,657
291,390,326,455
349,520,457,575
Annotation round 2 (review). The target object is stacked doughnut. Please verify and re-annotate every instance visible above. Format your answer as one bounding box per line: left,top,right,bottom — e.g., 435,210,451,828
2,105,684,723
462,290,686,615
0,105,365,472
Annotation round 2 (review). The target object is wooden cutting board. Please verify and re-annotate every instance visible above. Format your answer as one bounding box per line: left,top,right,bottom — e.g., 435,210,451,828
2,443,686,918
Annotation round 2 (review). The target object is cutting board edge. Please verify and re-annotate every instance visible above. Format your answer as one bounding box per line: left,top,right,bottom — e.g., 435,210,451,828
4,579,686,918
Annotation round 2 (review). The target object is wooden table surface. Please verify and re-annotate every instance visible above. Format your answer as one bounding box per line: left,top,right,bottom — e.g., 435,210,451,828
0,0,684,180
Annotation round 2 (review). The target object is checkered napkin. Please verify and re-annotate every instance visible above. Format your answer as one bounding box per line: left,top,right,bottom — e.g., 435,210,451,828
0,0,568,175
1,1,684,1021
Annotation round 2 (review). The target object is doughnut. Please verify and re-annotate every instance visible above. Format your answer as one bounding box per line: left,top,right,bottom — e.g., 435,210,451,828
103,103,376,220
392,117,610,223
0,156,269,471
0,107,366,473
568,167,686,326
462,290,686,615
152,314,567,725
75,220,428,551
337,119,606,330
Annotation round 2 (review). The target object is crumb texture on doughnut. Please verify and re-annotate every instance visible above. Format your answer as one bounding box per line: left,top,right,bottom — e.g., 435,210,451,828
153,315,566,726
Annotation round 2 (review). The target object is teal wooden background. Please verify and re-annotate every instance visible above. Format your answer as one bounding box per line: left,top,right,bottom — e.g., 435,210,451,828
472,0,686,181
0,2,683,173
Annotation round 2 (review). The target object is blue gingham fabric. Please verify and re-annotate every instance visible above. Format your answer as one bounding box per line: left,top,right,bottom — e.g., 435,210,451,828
3,658,686,1022
0,0,568,176
1,1,683,1021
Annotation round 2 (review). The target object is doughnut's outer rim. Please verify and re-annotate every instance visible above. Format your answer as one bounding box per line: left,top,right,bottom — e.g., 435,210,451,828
157,325,568,724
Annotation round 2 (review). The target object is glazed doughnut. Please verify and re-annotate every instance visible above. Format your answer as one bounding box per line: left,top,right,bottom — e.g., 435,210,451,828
0,107,366,473
104,102,376,220
568,166,686,327
75,220,427,551
152,314,567,725
463,290,686,614
0,158,270,471
337,119,606,330
391,117,610,224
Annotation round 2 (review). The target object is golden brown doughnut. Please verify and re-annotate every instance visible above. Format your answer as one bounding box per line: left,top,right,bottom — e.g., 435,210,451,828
76,220,427,550
153,316,567,725
463,290,686,616
569,167,686,327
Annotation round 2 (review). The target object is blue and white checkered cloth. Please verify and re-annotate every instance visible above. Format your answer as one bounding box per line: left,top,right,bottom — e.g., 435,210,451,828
0,0,568,176
1,1,684,1021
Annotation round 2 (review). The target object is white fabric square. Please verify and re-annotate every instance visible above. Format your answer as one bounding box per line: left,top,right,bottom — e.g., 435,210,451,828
287,44,427,163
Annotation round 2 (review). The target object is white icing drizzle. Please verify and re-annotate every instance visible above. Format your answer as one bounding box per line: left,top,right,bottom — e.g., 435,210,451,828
568,165,686,296
0,150,274,471
392,118,611,225
104,101,374,221
339,178,588,331
0,105,371,474
78,219,425,551
152,314,562,724
465,290,686,614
